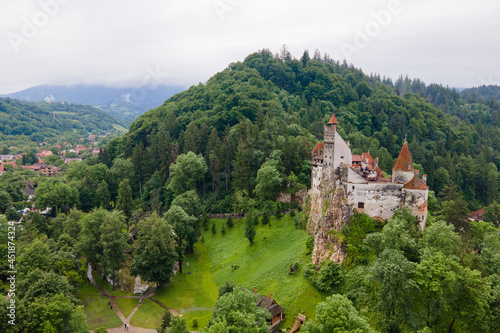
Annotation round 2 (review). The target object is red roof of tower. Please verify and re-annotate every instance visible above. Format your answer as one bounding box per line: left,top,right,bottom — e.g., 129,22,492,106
312,142,324,154
327,113,339,125
402,175,429,190
392,142,414,171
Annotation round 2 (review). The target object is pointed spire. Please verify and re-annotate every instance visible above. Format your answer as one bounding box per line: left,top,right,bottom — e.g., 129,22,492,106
327,112,339,125
393,141,414,171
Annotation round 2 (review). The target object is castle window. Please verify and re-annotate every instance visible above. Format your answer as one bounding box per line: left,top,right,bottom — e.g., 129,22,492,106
352,186,355,189
358,202,364,209
341,156,344,159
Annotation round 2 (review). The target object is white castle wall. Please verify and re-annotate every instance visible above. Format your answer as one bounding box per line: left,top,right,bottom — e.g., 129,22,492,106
344,182,403,220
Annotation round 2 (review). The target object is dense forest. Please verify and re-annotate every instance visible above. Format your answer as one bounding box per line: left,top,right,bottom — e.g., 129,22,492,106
0,98,125,144
461,85,500,103
103,48,500,214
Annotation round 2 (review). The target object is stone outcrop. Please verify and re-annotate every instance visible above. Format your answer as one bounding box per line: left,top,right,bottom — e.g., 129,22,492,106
306,171,351,266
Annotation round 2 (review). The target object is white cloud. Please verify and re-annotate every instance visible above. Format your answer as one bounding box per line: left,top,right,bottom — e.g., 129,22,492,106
1,0,499,94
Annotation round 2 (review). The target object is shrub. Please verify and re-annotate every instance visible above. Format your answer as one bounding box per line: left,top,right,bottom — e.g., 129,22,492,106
94,328,108,333
192,317,198,328
305,235,315,255
288,261,299,275
275,201,283,219
261,211,270,226
211,223,216,234
226,215,234,228
221,226,226,235
290,209,296,217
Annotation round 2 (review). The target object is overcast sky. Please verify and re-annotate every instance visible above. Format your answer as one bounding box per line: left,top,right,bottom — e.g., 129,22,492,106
1,0,499,94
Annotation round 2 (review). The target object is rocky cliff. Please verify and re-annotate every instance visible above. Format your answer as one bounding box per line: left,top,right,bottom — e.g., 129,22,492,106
306,174,351,266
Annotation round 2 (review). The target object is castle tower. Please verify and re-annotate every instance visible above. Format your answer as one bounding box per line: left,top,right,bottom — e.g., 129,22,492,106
323,112,338,173
392,141,415,183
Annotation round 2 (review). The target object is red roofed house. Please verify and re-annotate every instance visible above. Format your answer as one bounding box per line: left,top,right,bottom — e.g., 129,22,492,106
469,208,485,222
311,109,429,229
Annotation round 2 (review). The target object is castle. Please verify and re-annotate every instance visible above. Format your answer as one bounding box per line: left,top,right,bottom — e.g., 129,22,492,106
311,111,429,229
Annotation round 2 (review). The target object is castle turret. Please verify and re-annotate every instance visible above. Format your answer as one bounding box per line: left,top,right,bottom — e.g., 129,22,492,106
392,141,415,183
323,112,338,173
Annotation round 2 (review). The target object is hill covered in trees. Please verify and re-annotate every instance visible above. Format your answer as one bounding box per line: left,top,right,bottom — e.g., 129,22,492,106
106,48,500,213
461,84,500,103
2,85,186,126
0,98,126,144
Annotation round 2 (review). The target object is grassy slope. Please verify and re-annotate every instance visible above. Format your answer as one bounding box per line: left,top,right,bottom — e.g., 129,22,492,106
129,298,163,329
116,298,139,318
204,215,326,328
75,279,123,329
136,214,325,330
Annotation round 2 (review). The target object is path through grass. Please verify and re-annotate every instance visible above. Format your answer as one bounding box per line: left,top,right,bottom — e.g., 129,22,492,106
116,298,139,318
76,279,123,329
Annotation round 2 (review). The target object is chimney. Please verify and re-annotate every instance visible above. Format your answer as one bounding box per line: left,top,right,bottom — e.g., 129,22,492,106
414,171,419,188
407,162,411,170
254,286,257,293
347,140,350,147
270,293,273,299
423,174,427,185
375,157,379,168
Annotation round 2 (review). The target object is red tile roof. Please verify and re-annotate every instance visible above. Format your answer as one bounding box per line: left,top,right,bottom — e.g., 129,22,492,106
312,142,324,154
402,175,429,190
469,208,485,220
393,142,414,171
327,113,339,125
1,162,18,168
352,155,362,162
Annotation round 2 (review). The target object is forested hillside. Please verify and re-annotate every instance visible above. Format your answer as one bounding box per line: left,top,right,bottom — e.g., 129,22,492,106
107,49,500,213
461,84,500,103
0,98,125,144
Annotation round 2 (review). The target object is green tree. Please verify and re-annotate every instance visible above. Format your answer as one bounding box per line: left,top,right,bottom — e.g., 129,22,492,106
244,210,256,245
165,316,189,333
254,162,282,202
0,191,12,214
226,215,233,228
419,220,460,257
130,213,177,287
79,209,107,269
157,310,172,333
302,294,376,333
207,288,270,332
99,212,128,286
35,179,79,213
372,249,418,331
168,152,207,196
483,201,500,227
116,179,134,229
95,180,111,209
165,205,198,273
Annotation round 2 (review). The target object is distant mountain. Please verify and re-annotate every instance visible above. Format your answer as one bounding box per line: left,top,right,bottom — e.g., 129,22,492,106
0,97,125,144
1,84,186,126
461,85,500,103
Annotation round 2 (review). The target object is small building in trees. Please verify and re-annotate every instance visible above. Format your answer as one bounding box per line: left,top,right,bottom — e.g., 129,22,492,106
469,208,484,222
311,110,429,229
253,287,285,331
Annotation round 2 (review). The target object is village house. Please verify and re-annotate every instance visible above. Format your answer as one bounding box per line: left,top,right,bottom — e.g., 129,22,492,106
22,163,62,176
311,111,429,229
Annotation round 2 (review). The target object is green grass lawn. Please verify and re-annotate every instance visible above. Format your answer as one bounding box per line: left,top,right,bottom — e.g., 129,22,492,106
91,269,131,297
75,279,123,329
129,298,164,329
181,310,213,331
153,214,325,330
116,298,139,318
204,215,326,329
